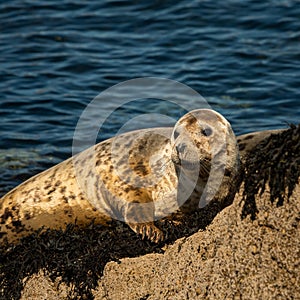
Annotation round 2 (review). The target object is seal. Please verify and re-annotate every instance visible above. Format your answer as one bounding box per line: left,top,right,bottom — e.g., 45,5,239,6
0,109,239,244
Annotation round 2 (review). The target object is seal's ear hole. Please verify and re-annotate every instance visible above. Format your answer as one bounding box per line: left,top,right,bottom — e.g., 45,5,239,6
201,127,213,137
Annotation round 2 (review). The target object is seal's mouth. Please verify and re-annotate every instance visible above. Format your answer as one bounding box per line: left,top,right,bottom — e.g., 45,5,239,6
179,159,198,170
171,154,211,177
171,141,211,177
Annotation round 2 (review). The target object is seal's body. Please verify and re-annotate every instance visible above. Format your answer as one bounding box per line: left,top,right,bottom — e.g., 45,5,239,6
0,109,239,244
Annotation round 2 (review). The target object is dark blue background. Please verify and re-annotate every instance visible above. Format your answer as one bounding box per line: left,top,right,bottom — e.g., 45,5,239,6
0,0,299,195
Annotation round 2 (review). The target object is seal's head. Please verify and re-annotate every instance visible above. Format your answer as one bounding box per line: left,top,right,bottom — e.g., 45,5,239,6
171,109,237,181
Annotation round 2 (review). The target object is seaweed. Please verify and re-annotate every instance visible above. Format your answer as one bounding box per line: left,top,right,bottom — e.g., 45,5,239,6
241,124,300,220
0,201,223,300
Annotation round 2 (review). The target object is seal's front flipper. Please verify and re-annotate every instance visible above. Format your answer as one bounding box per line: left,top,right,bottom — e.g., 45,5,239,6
125,201,164,243
128,222,164,243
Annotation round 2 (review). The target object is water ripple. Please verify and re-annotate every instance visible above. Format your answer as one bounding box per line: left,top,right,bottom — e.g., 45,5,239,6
0,0,299,195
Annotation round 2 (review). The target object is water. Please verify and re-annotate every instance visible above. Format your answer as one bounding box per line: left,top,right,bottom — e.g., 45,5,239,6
0,0,299,195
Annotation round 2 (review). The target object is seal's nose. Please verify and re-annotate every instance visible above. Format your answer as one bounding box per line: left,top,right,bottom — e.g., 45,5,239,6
176,143,187,154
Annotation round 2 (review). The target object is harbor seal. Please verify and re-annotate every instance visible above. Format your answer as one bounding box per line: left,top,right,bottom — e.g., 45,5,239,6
0,109,239,244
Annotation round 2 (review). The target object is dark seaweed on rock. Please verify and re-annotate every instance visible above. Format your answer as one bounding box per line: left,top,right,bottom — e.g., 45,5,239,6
0,200,225,300
241,124,300,220
0,221,163,300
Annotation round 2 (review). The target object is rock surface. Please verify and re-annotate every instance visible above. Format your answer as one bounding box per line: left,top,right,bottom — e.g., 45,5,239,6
1,126,299,300
93,183,299,300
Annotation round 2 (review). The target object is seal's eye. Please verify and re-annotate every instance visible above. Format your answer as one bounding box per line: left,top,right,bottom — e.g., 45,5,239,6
201,127,213,137
173,130,180,140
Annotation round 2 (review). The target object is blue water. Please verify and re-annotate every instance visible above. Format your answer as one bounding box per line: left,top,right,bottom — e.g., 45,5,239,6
0,0,299,195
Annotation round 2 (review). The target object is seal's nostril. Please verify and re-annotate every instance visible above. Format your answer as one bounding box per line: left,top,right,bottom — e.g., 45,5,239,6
176,143,187,153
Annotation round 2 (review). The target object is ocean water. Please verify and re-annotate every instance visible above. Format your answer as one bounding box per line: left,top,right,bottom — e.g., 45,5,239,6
0,0,299,195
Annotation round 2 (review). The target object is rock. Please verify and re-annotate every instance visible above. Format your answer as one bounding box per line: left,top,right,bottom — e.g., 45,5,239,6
93,181,299,300
2,125,299,300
